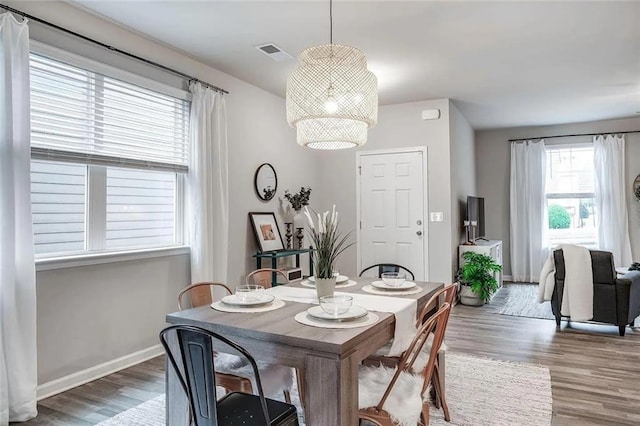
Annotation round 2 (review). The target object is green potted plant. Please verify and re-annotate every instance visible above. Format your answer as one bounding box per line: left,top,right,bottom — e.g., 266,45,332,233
457,251,502,306
284,187,312,212
303,205,353,300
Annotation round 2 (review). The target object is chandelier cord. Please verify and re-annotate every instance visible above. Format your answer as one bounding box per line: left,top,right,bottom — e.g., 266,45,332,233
329,0,333,44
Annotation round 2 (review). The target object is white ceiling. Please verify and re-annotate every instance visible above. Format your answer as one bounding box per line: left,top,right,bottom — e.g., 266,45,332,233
71,0,640,129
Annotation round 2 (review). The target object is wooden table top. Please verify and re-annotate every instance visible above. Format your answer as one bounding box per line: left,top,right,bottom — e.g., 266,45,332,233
166,277,443,356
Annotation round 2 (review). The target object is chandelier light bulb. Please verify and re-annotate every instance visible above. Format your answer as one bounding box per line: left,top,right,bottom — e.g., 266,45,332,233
325,96,339,113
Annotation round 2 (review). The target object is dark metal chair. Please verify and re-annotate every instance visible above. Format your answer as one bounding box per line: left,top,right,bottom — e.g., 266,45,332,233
160,324,298,426
359,263,416,281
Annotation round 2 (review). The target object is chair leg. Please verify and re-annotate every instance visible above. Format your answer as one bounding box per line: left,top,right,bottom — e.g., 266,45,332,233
555,316,561,327
433,365,450,422
283,389,292,404
296,368,306,415
619,325,626,336
430,385,440,409
421,402,430,426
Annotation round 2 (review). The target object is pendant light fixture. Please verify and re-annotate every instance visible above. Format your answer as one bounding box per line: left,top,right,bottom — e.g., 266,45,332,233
286,0,378,150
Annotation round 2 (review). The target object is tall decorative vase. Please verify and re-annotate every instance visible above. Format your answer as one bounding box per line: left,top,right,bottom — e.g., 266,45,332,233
315,277,337,301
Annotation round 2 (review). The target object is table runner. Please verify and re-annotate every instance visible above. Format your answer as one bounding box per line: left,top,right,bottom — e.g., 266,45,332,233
266,286,417,356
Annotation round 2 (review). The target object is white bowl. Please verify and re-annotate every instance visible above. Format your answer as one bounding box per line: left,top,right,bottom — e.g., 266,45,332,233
381,272,407,287
319,295,353,316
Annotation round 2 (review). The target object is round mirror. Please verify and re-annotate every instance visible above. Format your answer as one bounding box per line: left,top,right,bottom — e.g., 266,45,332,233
254,163,277,201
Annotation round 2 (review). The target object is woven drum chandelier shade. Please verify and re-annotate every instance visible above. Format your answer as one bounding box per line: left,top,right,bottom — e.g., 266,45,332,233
286,7,378,149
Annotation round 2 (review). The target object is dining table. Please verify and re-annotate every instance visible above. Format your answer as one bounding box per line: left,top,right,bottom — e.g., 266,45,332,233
165,276,444,426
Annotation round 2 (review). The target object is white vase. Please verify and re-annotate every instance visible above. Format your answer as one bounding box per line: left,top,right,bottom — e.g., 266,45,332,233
293,209,306,249
315,277,336,301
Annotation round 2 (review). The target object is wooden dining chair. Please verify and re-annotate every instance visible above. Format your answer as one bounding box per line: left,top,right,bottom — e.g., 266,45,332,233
246,268,289,288
364,283,458,422
358,302,452,426
359,263,416,281
177,282,294,403
160,324,298,426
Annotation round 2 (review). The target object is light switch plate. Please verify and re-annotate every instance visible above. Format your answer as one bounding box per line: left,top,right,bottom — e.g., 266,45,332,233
430,212,444,222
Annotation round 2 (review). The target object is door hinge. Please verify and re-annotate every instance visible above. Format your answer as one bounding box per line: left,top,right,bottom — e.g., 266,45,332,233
360,221,362,229
358,166,361,175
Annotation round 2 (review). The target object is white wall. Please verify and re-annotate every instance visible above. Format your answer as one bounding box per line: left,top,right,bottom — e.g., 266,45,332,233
36,254,189,383
315,99,459,283
10,0,321,385
449,101,477,272
476,116,640,277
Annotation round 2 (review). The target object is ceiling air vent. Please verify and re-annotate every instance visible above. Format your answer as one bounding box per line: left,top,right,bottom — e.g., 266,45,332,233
256,43,293,62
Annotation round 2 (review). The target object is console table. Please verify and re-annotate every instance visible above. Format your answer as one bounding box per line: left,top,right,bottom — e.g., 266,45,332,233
253,248,314,286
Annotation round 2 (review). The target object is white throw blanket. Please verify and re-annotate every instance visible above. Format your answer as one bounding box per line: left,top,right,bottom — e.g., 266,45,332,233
537,245,593,321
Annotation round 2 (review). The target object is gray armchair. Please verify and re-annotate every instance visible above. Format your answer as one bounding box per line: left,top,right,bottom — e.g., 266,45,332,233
552,249,640,336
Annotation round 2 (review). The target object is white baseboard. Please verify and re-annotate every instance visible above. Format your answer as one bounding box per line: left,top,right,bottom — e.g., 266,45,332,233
37,344,164,400
503,275,513,282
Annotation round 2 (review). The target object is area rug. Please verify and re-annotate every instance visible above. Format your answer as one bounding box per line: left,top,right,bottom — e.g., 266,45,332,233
492,283,555,320
97,353,552,426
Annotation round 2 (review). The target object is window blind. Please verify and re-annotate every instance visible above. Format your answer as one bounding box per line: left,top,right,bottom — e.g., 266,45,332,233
30,54,190,172
106,167,176,249
31,160,87,255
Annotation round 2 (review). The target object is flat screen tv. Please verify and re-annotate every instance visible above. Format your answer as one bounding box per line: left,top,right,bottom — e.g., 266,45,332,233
466,196,486,240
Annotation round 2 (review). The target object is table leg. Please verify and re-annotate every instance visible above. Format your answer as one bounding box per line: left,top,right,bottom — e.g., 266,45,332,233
165,332,189,425
304,353,358,425
271,257,277,286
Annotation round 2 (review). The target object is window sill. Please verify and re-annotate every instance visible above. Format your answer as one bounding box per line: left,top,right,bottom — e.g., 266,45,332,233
35,246,190,272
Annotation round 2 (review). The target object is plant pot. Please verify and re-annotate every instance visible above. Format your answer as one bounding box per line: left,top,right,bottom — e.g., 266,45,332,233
314,277,336,301
459,285,484,306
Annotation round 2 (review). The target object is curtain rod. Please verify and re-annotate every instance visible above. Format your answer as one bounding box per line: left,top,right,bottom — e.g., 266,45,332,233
509,130,640,142
0,3,229,95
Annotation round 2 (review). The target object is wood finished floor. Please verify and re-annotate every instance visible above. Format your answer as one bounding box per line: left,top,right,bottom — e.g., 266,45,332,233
17,288,640,425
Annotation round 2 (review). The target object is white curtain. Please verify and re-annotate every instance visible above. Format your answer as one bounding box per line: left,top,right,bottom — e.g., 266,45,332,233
0,13,37,423
187,83,229,288
510,139,548,282
594,134,632,267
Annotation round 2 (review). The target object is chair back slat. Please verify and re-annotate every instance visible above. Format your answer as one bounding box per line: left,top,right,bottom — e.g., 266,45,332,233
374,302,451,412
177,328,218,425
416,283,457,326
159,325,271,426
246,268,289,288
178,282,232,311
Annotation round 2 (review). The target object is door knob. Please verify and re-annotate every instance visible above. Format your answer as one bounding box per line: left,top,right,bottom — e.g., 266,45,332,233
416,231,422,236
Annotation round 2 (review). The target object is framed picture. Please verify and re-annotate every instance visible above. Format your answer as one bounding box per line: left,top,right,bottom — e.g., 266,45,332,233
249,212,284,252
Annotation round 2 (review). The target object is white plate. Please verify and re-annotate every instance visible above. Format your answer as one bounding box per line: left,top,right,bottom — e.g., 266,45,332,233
371,280,417,291
306,305,368,321
308,275,349,284
221,294,275,307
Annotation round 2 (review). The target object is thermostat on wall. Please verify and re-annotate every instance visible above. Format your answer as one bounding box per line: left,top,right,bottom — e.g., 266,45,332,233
421,109,441,120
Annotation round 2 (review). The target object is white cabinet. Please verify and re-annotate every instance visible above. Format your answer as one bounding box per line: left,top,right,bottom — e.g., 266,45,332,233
459,240,503,287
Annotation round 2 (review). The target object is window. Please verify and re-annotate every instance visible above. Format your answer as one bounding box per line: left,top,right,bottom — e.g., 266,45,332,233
545,145,598,247
29,51,189,257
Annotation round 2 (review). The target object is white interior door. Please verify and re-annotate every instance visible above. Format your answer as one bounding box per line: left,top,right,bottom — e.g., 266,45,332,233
358,150,427,280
